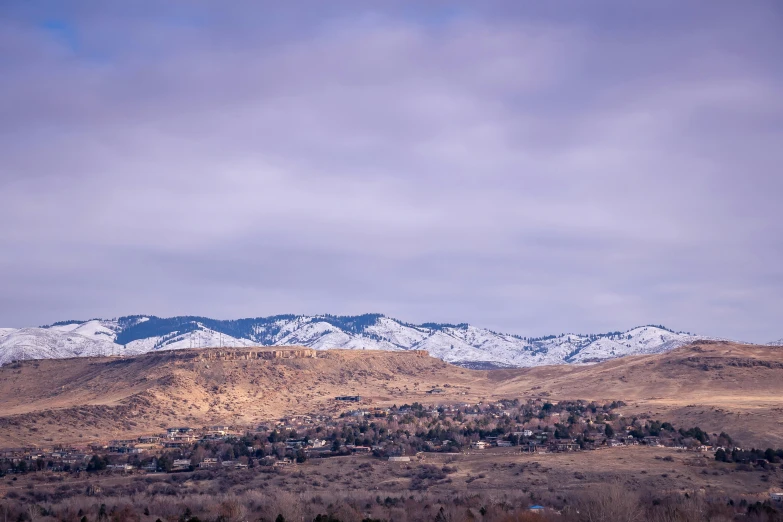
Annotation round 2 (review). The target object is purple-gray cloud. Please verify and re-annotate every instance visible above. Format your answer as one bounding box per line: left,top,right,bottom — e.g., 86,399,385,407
1,1,781,342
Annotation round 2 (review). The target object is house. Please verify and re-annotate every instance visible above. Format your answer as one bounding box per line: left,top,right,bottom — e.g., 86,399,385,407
496,440,513,447
388,456,411,462
167,427,193,437
108,442,138,454
219,460,247,469
107,463,134,472
172,459,191,470
164,437,195,448
204,428,230,439
771,492,783,502
471,441,488,450
335,395,361,402
198,458,218,468
306,446,332,457
529,505,545,513
285,438,308,449
426,388,445,394
273,459,294,468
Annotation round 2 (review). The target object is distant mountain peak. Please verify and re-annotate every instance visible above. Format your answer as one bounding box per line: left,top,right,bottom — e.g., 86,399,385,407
2,314,715,368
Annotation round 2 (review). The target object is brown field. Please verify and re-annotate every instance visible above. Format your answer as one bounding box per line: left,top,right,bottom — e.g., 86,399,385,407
1,446,780,521
0,341,782,447
0,446,771,497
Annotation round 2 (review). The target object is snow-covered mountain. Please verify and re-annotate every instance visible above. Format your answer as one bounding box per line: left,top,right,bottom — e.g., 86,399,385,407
768,339,783,347
0,314,717,368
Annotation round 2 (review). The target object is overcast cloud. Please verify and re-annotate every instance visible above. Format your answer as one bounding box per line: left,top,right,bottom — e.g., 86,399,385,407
1,1,781,342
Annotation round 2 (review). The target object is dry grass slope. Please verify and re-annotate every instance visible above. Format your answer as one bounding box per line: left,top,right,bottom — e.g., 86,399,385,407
0,342,781,447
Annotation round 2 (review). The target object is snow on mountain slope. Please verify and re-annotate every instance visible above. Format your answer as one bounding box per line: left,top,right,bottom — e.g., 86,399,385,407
0,326,118,366
413,327,536,367
124,324,256,354
48,320,117,340
0,314,718,368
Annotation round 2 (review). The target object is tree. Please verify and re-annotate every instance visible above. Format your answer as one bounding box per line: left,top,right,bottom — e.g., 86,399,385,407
313,515,340,522
158,454,173,473
295,449,307,463
604,424,615,438
576,482,642,522
27,505,41,522
765,448,777,463
629,428,644,439
87,455,107,472
218,498,246,522
191,446,206,467
717,432,733,446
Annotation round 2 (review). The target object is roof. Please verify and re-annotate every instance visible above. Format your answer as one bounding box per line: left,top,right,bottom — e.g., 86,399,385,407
529,505,545,510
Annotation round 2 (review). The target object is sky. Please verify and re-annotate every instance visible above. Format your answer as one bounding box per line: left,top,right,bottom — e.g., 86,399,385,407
1,1,781,343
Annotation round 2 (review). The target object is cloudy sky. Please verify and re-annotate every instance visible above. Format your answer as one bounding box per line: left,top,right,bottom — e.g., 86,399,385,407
1,1,781,342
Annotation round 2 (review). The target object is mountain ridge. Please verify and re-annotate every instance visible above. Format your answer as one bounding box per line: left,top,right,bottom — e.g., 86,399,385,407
0,313,723,368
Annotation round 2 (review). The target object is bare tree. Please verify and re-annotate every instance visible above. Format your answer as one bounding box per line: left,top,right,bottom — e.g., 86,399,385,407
27,505,40,522
218,496,247,522
576,482,642,522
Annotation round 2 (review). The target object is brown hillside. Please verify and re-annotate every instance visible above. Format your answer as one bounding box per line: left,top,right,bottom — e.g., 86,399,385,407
0,347,486,446
0,342,781,447
494,341,783,447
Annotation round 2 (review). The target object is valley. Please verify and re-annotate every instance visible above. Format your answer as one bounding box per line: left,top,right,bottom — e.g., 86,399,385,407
1,341,783,519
